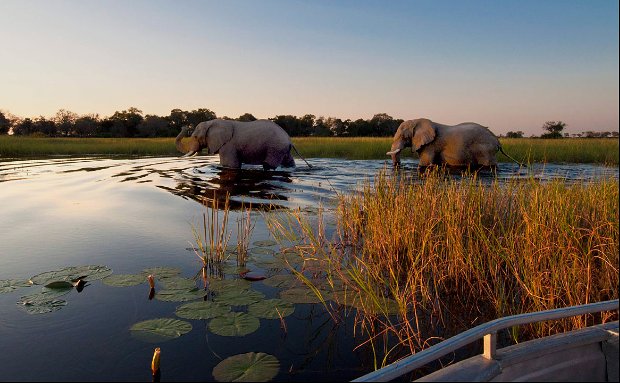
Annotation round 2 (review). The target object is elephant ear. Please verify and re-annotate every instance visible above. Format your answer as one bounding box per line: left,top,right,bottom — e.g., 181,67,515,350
412,119,436,150
206,122,234,155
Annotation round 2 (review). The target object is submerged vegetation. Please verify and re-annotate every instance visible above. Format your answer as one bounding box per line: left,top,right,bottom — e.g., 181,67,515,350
267,171,619,363
0,135,618,164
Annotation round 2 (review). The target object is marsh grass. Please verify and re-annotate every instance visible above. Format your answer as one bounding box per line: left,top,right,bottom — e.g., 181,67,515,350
1,135,617,164
236,204,254,267
190,192,232,268
267,170,619,364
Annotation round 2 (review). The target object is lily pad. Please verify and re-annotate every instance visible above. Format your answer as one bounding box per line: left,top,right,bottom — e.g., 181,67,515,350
279,288,322,304
175,301,231,320
130,318,192,343
0,279,31,294
208,312,260,337
155,288,204,302
141,267,181,279
240,271,266,281
248,299,295,319
213,352,279,382
262,275,300,289
214,289,265,306
159,277,197,290
252,240,277,247
30,265,112,285
44,281,75,289
17,289,71,314
102,274,146,287
209,278,251,292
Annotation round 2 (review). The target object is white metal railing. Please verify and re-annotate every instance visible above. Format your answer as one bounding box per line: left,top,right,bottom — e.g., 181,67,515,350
353,299,619,382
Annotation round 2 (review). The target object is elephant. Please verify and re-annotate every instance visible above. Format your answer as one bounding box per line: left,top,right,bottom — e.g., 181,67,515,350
175,119,297,170
386,118,518,169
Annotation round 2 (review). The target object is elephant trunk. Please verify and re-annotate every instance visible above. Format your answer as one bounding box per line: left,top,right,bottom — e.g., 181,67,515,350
386,140,404,167
175,126,199,156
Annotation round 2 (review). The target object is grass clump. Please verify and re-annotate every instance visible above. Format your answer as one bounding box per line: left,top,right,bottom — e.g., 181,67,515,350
268,170,619,363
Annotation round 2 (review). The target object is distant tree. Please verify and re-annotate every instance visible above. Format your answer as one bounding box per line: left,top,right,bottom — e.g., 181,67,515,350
237,113,257,122
186,108,217,126
168,109,188,130
611,132,619,138
506,131,524,138
137,115,171,137
13,118,34,135
270,115,314,136
108,107,144,137
368,113,402,136
55,109,78,136
0,111,10,135
311,117,332,137
347,118,372,136
74,114,99,137
540,121,566,139
323,117,348,136
33,116,57,136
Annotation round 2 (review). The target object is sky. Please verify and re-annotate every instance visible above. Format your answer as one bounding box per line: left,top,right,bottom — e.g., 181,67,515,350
0,0,618,135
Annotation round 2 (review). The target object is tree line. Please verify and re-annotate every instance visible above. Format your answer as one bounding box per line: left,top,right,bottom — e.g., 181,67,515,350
0,108,403,138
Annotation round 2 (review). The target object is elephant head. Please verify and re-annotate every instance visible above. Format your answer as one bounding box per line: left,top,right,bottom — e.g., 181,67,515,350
386,119,436,167
175,121,234,157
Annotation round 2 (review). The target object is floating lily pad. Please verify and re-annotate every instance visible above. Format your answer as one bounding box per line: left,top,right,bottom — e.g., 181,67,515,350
279,288,322,304
175,301,231,320
30,265,112,285
250,247,276,256
155,288,204,302
262,275,299,289
159,277,196,290
248,299,295,319
213,352,279,382
142,267,182,279
17,289,71,314
102,274,146,287
209,278,251,292
130,318,192,343
208,312,260,337
240,271,266,281
214,289,265,306
44,281,75,289
252,240,277,247
0,279,31,294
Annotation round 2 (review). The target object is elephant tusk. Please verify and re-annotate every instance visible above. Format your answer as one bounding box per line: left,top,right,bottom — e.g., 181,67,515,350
386,149,401,155
183,151,197,158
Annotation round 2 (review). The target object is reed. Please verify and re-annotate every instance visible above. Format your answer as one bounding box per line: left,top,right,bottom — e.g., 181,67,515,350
190,192,232,268
268,170,619,362
236,204,254,267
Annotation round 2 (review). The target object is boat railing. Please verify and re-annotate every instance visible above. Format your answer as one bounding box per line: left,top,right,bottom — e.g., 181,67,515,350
352,299,619,382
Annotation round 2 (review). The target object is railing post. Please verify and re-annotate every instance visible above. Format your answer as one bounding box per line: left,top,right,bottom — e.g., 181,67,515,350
483,332,497,359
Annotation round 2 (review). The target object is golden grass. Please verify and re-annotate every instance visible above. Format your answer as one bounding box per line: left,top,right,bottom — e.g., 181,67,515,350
268,171,619,362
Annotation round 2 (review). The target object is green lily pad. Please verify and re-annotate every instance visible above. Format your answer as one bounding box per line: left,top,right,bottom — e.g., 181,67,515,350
130,318,192,343
214,289,265,306
248,299,295,319
213,352,279,382
262,274,300,289
279,288,322,304
155,288,204,302
142,267,181,279
159,277,196,290
209,278,251,292
175,301,231,320
0,279,32,294
17,289,71,314
30,265,112,285
102,274,146,287
208,312,260,337
252,240,277,247
44,281,75,289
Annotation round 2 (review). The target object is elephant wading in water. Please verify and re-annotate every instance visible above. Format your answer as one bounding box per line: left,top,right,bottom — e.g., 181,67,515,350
176,119,299,170
386,118,519,169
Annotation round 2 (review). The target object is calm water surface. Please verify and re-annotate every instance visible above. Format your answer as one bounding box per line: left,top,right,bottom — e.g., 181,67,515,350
0,157,617,381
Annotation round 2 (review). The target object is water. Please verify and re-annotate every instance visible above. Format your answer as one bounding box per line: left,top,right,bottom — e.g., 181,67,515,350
0,156,617,381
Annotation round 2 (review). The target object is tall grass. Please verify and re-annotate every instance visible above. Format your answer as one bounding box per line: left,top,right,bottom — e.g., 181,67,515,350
1,135,617,164
268,171,619,362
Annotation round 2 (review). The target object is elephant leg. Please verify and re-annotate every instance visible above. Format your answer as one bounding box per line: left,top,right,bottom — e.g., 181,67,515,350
218,146,241,168
281,151,295,168
418,150,435,167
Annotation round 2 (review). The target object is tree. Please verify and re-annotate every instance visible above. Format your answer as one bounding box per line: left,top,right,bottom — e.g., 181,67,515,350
137,115,171,137
506,131,524,138
237,113,257,122
13,118,34,135
540,121,566,139
0,111,10,135
55,109,78,136
108,107,144,137
74,114,99,137
186,108,217,126
33,116,57,136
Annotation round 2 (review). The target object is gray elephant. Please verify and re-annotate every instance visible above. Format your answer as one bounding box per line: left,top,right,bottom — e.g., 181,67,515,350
176,119,296,170
386,118,518,168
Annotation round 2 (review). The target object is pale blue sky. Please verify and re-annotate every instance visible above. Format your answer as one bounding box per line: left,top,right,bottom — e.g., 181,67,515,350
1,0,618,134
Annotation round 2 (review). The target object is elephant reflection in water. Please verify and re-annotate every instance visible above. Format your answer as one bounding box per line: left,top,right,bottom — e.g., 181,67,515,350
165,167,293,210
